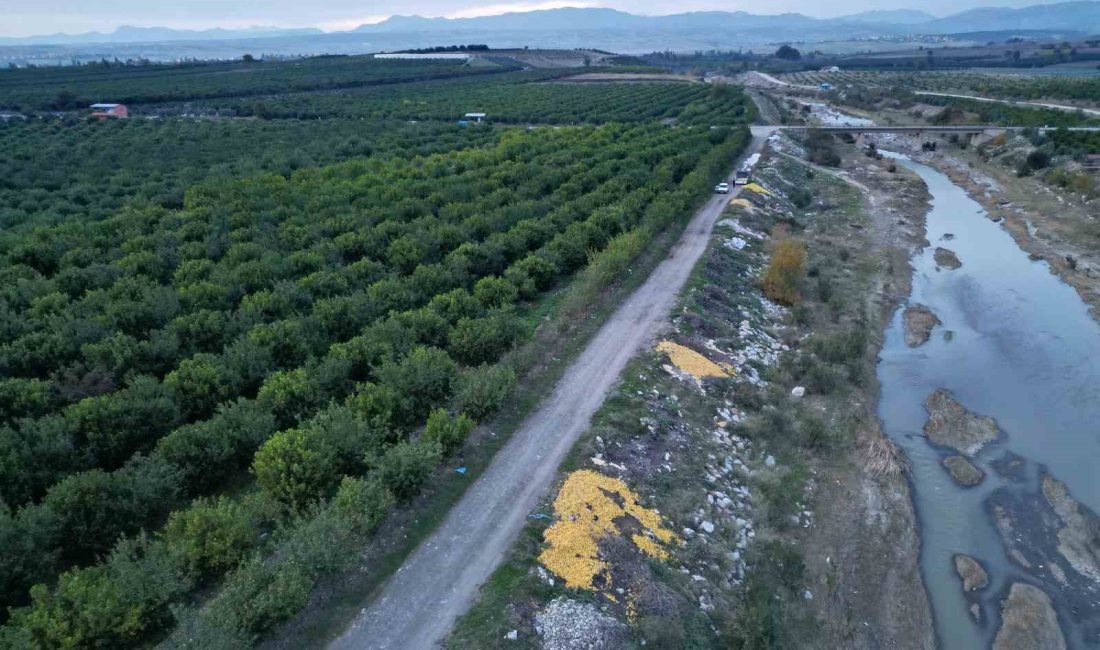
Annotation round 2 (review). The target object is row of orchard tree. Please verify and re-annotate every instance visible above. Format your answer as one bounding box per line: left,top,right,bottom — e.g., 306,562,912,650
0,120,750,646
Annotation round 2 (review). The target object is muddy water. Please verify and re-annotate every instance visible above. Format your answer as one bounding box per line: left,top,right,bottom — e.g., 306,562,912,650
876,154,1100,648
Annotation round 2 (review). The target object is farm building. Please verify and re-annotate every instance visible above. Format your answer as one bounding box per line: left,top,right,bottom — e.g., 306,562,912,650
89,103,129,119
462,112,486,123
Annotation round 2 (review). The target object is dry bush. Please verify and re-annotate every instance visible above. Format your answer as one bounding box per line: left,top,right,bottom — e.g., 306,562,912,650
861,433,907,479
761,236,806,305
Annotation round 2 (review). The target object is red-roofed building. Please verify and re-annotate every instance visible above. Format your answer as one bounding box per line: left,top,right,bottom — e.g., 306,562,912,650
89,103,129,119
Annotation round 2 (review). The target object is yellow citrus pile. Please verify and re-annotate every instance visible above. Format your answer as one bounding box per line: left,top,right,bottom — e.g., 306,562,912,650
728,198,754,210
742,182,771,195
539,470,677,590
656,340,733,380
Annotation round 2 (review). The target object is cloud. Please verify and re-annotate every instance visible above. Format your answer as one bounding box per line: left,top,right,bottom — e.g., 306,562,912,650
319,14,392,31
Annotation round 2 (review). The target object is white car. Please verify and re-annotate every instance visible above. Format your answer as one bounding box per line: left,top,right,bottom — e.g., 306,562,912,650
715,182,730,194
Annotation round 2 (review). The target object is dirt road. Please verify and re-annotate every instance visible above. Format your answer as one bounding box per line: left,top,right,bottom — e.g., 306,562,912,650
330,137,765,650
913,90,1100,117
745,72,1100,117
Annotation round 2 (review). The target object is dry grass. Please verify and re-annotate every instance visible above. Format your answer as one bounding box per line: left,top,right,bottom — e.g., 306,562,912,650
861,432,907,479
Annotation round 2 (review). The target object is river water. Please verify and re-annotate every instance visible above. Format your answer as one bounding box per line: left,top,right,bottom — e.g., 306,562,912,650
875,153,1100,648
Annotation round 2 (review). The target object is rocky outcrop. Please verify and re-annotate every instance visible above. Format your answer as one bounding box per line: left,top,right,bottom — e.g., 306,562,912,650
934,247,962,269
923,389,1000,456
953,554,989,592
993,583,1065,650
1041,475,1100,583
903,304,940,347
942,455,984,487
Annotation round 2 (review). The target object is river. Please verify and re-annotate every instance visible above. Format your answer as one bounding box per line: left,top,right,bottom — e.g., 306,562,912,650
876,153,1100,648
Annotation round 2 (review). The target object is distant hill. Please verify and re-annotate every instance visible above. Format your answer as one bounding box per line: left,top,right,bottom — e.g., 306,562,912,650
0,25,323,45
2,1,1099,56
837,9,939,25
350,3,1100,38
923,1,1100,32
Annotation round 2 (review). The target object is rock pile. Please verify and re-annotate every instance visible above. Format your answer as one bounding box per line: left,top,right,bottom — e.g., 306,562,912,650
534,598,629,650
903,303,941,347
923,389,1000,456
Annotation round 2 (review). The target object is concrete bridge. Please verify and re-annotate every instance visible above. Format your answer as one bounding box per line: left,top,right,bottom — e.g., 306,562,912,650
749,124,1100,148
750,125,1100,138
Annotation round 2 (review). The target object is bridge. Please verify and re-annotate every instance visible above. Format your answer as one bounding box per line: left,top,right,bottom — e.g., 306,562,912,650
750,125,1100,137
748,124,1100,149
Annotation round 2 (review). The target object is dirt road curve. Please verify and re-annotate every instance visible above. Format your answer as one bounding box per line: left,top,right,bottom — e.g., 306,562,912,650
330,137,765,650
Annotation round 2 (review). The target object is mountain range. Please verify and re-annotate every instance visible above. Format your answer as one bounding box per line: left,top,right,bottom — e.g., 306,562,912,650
1,1,1097,55
348,2,1098,37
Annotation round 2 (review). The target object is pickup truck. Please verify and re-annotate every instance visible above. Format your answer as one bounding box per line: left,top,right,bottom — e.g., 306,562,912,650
714,182,730,194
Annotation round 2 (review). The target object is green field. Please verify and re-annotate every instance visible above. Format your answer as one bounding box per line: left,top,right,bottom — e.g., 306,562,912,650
0,55,515,110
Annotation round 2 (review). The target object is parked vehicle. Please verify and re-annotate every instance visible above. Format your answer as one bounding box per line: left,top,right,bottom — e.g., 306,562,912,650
715,181,730,194
735,153,761,185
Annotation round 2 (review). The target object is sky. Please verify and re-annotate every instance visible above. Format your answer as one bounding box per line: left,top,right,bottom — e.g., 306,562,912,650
0,0,1043,38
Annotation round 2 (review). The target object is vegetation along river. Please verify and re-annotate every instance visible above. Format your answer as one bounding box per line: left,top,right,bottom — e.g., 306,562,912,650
876,153,1100,648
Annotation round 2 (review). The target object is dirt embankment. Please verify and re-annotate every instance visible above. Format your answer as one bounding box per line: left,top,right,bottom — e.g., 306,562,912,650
797,148,936,649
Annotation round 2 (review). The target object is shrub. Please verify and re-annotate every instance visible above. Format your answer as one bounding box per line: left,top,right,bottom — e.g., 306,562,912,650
163,353,235,421
447,311,522,365
422,408,476,455
257,368,324,427
377,440,443,502
205,556,313,639
252,427,339,510
789,188,813,209
761,238,806,305
472,276,519,309
346,382,400,435
455,364,517,421
5,537,185,648
179,479,393,644
42,456,182,566
162,497,257,582
804,129,840,167
156,400,278,495
376,346,458,426
330,477,394,533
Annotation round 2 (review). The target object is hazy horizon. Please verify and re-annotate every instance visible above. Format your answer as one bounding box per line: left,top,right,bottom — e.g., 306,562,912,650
1,0,1056,39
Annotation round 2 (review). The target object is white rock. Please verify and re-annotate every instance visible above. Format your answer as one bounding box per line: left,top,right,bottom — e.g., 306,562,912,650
701,521,716,534
505,630,518,640
803,590,814,601
791,386,806,398
764,455,776,467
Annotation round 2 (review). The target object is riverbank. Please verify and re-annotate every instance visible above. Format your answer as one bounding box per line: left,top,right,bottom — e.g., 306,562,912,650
885,142,1100,321
446,136,934,648
877,152,1100,648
